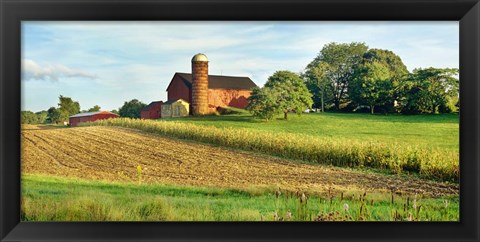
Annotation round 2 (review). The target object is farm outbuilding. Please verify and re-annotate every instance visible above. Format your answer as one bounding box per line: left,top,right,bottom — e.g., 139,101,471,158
141,101,163,119
166,53,257,115
69,111,119,127
161,99,189,118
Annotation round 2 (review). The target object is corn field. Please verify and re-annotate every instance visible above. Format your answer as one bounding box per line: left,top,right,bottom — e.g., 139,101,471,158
80,118,459,182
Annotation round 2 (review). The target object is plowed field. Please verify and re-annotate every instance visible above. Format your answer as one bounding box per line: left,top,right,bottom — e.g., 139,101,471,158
21,125,458,196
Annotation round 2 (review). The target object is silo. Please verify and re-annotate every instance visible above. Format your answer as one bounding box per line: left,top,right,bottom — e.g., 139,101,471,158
191,53,209,115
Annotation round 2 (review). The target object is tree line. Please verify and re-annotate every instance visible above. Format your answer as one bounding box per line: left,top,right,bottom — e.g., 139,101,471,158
21,96,147,124
248,42,459,120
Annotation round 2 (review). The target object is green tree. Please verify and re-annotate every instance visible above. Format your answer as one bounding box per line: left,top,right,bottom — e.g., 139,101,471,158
46,107,62,124
350,61,392,114
87,105,101,112
21,110,49,124
21,111,37,124
349,49,408,114
302,62,333,112
119,99,146,118
111,109,119,115
304,42,369,110
246,86,280,121
247,71,313,120
398,68,459,114
58,95,80,120
35,110,48,124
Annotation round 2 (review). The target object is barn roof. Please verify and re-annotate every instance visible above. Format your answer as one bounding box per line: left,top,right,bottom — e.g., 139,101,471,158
69,111,118,118
167,72,257,91
142,101,163,111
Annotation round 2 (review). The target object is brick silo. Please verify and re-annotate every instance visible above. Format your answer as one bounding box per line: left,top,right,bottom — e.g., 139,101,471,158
191,53,209,115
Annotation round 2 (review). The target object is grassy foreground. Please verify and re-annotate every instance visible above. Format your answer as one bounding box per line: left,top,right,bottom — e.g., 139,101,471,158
22,174,459,221
80,114,459,182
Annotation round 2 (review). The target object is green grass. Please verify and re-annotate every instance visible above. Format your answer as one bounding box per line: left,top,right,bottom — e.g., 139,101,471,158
22,174,459,221
169,111,459,151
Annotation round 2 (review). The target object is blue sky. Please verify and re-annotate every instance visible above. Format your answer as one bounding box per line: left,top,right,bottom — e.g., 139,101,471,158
22,21,459,112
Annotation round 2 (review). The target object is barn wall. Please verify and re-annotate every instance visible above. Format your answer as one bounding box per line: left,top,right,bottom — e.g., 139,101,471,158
69,117,80,127
161,104,172,118
91,113,119,122
69,113,118,127
167,76,191,103
70,116,94,127
150,103,162,119
140,110,149,119
161,101,189,118
208,89,251,110
141,103,162,119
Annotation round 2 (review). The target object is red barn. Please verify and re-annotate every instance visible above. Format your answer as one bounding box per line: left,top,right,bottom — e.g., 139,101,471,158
166,53,257,115
69,111,119,127
141,101,163,119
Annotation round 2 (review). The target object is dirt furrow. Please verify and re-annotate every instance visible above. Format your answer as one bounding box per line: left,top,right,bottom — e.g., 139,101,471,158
38,129,138,170
24,132,83,169
71,127,183,166
31,131,110,170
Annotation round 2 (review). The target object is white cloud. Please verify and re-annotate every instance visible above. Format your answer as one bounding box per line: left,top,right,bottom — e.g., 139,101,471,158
22,59,97,81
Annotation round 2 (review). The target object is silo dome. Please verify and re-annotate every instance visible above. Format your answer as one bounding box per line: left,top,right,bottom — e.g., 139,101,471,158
191,53,208,62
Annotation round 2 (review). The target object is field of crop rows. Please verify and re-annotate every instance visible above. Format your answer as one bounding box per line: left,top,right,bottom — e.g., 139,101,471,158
21,125,458,197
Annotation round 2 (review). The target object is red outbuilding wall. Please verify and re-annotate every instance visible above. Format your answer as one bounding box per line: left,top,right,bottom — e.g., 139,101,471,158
141,102,163,119
70,112,119,127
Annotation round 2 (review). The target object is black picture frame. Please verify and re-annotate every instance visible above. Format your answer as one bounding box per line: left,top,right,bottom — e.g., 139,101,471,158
1,0,479,241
